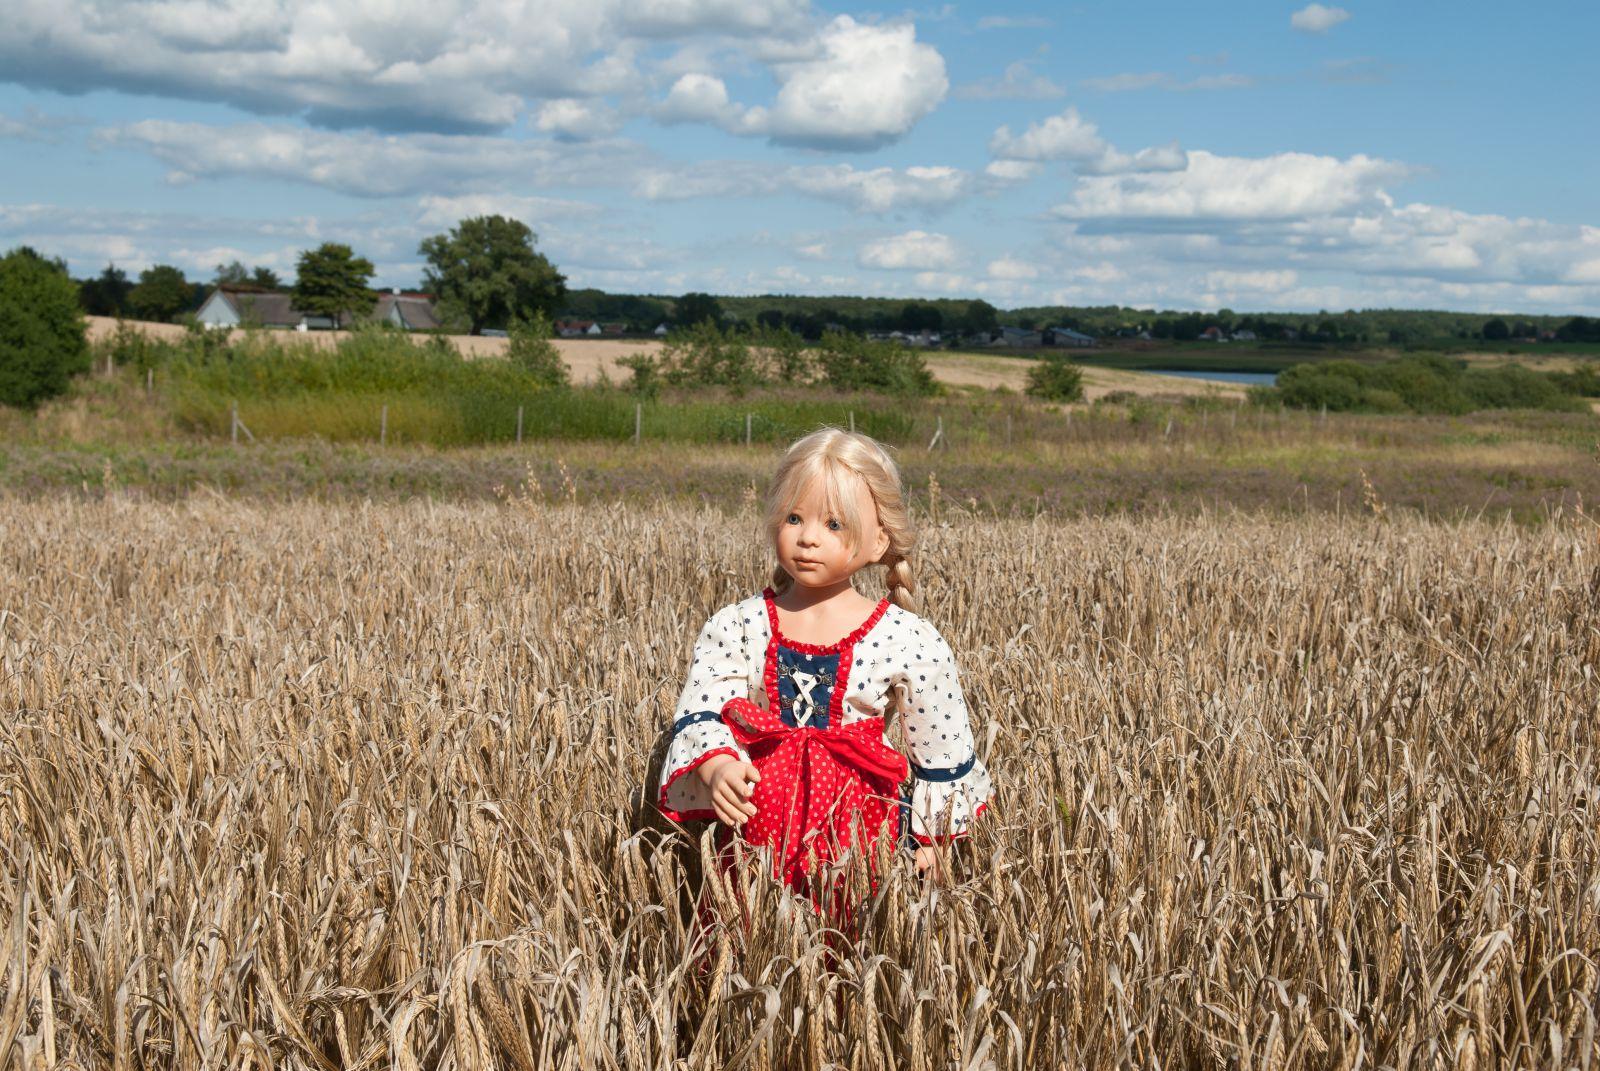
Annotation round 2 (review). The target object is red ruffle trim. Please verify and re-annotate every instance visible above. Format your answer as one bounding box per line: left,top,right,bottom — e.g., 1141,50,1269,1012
656,746,740,823
907,800,991,847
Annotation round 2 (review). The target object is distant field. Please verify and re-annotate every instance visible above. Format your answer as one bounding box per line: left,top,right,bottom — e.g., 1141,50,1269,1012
86,317,1251,399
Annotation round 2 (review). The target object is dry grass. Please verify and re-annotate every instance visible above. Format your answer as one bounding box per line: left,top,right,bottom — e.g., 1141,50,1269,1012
1,492,1597,1068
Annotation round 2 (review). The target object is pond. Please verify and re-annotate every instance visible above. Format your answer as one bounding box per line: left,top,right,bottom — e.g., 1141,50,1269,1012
1144,369,1279,386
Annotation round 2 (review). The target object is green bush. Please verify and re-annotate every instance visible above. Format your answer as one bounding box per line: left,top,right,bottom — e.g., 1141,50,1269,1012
1024,357,1084,402
659,320,758,389
814,332,937,396
1267,355,1585,414
506,311,569,388
616,352,661,398
0,247,90,409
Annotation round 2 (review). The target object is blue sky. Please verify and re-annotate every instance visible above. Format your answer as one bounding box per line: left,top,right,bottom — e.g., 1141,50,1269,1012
2,0,1597,313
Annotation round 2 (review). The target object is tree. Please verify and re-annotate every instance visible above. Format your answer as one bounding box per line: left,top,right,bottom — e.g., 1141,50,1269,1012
293,243,375,329
214,260,251,285
957,299,999,337
419,215,566,335
128,264,193,322
80,264,133,316
1481,318,1510,341
673,291,723,328
0,247,90,409
897,302,942,333
251,266,282,289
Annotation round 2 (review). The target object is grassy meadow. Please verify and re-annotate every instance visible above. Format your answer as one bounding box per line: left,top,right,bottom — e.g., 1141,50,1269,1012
1,495,1596,1067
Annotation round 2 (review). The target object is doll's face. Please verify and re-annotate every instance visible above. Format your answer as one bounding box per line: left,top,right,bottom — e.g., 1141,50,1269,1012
775,474,890,591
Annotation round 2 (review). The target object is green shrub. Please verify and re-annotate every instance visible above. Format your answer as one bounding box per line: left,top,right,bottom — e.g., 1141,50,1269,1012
0,247,90,409
1271,355,1584,414
1024,357,1084,402
814,332,937,396
616,352,661,398
659,320,758,389
506,311,569,388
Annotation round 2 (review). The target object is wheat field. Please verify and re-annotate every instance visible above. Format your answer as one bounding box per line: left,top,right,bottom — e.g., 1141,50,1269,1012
1,490,1596,1069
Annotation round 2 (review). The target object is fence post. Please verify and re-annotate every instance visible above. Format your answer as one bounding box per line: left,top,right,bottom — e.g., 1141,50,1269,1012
231,400,238,445
848,410,855,433
745,412,752,446
146,368,153,393
1005,413,1012,445
380,404,388,446
516,405,524,444
634,402,641,444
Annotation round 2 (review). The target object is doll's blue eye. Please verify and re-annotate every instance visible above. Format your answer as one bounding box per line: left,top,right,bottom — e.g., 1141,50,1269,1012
787,513,800,524
827,518,841,531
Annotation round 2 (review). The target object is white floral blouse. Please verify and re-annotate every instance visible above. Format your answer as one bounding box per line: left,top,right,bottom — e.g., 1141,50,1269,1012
658,588,994,845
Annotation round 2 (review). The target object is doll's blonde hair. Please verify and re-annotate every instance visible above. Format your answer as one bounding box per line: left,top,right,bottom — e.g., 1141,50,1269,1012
764,427,918,612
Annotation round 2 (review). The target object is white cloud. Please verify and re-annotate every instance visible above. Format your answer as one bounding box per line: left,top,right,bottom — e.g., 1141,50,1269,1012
984,159,1043,183
989,107,1186,178
956,59,1064,100
757,16,948,149
656,73,749,127
975,15,1052,29
1291,4,1350,33
0,0,817,133
1079,141,1189,176
987,256,1038,280
415,194,603,229
988,107,1105,161
788,164,969,212
1204,269,1299,293
94,120,631,198
914,270,967,292
1083,71,1254,92
1054,150,1412,220
859,230,957,270
796,242,829,259
634,160,971,213
648,17,947,148
533,99,624,140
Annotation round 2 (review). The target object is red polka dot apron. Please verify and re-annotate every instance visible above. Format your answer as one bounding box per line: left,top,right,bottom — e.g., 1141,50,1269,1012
720,695,909,893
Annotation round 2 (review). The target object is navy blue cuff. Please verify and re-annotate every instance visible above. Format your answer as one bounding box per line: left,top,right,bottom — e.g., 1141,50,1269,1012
910,753,976,782
671,710,722,734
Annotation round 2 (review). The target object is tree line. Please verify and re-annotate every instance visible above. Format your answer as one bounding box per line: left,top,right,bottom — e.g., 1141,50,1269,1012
70,215,569,335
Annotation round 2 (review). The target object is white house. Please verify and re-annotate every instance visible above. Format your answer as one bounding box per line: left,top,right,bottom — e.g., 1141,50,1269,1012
194,286,440,331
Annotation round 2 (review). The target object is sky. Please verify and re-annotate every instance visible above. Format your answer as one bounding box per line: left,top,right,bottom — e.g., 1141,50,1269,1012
1,0,1597,314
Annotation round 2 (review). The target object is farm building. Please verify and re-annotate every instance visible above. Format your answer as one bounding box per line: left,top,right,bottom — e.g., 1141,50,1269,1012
555,320,603,337
1043,326,1096,347
194,287,441,331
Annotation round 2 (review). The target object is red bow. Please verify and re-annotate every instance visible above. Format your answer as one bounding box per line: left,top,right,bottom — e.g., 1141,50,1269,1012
721,697,909,791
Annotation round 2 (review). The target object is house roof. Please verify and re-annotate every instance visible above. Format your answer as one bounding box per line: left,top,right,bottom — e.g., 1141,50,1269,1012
210,286,440,329
216,289,300,327
377,293,441,330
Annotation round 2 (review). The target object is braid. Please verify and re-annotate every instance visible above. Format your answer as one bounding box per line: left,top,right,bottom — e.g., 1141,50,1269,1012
883,552,917,613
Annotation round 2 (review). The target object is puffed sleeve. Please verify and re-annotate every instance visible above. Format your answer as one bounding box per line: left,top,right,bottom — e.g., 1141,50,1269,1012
898,623,994,844
657,603,753,822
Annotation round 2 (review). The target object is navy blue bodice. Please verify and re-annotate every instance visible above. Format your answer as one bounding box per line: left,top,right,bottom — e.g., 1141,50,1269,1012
773,643,841,729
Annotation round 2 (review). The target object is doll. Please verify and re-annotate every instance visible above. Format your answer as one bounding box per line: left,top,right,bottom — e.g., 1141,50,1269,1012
656,427,993,903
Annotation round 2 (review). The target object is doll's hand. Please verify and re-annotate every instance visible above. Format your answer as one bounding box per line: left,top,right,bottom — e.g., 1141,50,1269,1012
913,845,940,878
698,755,760,827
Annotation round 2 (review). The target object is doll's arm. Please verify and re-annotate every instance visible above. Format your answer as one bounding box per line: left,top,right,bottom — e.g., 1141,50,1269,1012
900,626,994,844
658,604,754,822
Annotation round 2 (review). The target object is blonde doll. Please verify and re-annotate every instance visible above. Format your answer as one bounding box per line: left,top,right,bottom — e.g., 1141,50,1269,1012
656,427,993,900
